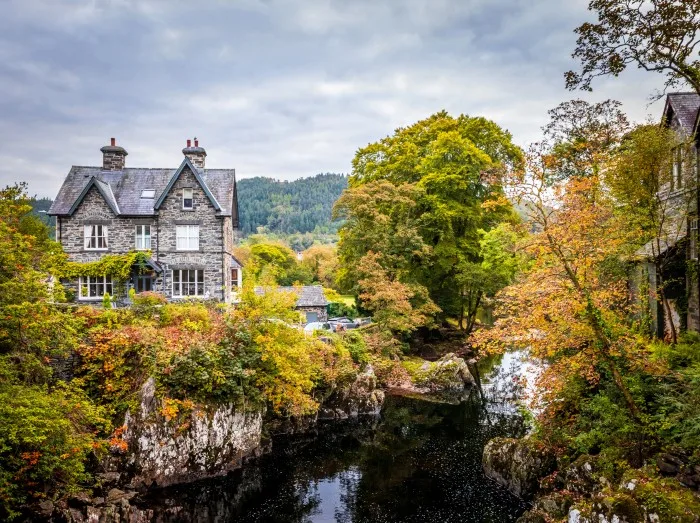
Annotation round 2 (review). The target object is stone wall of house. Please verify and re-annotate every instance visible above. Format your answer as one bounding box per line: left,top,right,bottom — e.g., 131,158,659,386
58,186,163,301
299,306,328,323
155,165,226,301
57,165,234,303
222,216,235,303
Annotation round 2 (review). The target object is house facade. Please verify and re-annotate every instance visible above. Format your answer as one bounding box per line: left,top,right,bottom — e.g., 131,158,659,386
634,93,700,338
49,138,243,303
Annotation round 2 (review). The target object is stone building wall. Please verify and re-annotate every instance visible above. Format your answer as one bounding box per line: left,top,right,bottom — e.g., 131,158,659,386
155,165,226,301
57,165,234,303
299,306,328,323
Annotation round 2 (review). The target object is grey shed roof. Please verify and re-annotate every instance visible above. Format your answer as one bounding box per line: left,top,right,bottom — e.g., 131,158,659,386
49,157,238,221
663,93,700,134
254,285,328,307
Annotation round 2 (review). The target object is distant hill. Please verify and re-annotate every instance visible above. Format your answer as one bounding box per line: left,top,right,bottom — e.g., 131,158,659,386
237,173,348,235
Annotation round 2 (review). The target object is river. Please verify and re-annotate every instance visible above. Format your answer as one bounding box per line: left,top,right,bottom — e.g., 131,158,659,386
137,354,530,522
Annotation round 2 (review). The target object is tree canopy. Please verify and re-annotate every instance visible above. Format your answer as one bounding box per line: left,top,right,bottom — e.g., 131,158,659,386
566,0,700,95
335,111,524,335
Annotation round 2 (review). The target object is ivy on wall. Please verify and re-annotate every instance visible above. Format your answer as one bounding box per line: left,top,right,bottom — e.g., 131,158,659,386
62,251,153,281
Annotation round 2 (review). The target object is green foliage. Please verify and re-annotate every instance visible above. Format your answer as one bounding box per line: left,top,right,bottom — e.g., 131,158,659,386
336,112,524,335
342,331,369,365
237,173,348,235
0,380,109,520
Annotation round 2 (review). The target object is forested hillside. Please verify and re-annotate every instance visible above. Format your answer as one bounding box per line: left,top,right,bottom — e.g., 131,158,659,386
237,173,347,235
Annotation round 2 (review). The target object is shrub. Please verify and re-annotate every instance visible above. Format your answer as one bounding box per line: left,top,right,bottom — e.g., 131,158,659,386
0,382,109,520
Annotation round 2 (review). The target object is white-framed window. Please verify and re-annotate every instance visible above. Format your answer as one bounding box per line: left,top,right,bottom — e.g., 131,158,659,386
183,188,194,210
231,268,239,289
176,225,199,250
141,189,155,199
84,225,108,250
79,275,113,300
172,269,204,297
135,225,151,250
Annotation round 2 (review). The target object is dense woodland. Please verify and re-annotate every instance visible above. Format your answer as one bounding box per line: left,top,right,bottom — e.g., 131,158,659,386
236,173,347,236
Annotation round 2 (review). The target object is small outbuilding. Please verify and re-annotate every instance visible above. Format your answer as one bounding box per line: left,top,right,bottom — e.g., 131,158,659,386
254,285,328,323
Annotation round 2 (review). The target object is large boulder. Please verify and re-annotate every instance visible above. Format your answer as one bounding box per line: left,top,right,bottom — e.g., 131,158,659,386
121,378,264,487
412,353,477,393
319,364,385,419
482,437,556,499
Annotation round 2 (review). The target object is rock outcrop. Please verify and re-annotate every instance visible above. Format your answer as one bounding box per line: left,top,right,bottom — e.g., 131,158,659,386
319,364,385,419
415,353,477,392
482,437,556,499
121,378,264,488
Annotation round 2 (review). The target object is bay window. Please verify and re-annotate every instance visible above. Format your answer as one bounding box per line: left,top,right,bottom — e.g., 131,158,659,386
84,224,108,250
172,269,204,297
176,225,199,250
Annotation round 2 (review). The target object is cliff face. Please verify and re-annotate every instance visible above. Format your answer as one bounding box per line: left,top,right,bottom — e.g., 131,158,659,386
122,378,264,488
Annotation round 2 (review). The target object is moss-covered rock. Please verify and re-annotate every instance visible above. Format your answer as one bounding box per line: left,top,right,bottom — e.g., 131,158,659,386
401,353,476,393
482,437,556,499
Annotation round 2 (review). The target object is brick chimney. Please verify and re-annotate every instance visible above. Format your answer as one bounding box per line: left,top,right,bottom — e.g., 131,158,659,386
182,137,206,169
100,138,128,171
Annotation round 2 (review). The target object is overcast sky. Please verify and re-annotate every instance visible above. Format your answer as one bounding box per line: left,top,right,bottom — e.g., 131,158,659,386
0,0,673,198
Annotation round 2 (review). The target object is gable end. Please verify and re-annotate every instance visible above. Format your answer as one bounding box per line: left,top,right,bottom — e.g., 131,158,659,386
154,157,222,212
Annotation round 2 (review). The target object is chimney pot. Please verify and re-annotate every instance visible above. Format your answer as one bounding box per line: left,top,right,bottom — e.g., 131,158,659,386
100,138,127,171
182,138,206,169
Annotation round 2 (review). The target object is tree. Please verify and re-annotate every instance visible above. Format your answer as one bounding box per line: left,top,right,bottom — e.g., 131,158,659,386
543,99,630,181
301,244,339,288
244,241,313,286
474,144,645,422
566,0,700,95
336,112,524,331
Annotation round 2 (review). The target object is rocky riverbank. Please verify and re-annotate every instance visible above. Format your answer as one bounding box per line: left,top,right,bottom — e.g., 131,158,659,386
482,438,700,522
32,355,478,522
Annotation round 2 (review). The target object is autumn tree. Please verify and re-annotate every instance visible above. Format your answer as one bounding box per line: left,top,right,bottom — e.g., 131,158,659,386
301,244,339,288
336,112,524,333
473,143,646,424
566,0,700,95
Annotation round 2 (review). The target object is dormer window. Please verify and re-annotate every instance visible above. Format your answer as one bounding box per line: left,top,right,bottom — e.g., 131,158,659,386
141,189,155,199
183,188,194,210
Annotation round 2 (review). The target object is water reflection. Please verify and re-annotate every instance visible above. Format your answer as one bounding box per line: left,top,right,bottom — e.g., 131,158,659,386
138,386,528,523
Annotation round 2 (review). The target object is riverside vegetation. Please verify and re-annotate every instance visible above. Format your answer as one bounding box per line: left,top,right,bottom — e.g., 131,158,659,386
5,2,700,520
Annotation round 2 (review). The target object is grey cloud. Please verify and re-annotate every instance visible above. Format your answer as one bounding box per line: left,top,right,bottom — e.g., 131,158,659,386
0,0,678,198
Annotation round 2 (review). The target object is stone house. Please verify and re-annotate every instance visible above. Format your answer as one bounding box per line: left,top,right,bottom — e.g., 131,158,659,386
255,285,328,323
48,138,243,303
633,93,700,338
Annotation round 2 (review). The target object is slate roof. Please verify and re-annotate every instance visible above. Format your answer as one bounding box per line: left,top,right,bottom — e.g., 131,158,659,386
663,93,700,134
254,285,328,307
48,157,238,219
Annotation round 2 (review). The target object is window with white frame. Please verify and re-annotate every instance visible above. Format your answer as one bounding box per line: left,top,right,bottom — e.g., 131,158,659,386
79,275,113,299
135,224,151,250
183,188,194,210
172,269,204,297
231,268,240,289
176,225,199,250
691,217,699,260
84,224,108,250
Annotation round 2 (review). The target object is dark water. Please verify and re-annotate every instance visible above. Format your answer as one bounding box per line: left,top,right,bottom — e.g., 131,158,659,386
138,359,529,522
